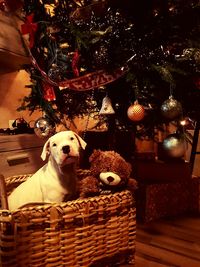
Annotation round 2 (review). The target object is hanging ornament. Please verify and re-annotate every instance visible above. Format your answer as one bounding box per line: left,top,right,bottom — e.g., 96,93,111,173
162,133,187,158
42,82,56,102
127,100,145,122
99,95,115,115
34,117,55,138
161,95,182,120
48,64,62,82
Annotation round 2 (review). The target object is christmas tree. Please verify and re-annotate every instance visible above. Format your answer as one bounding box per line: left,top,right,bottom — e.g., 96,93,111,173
12,0,200,161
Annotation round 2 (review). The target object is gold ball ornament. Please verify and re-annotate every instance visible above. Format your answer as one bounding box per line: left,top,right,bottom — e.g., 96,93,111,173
127,101,145,121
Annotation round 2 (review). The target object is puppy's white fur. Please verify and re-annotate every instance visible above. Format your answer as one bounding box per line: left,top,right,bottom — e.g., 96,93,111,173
8,131,86,211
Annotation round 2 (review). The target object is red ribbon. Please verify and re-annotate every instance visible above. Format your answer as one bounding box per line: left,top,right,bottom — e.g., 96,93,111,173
21,14,38,48
72,50,80,77
28,47,127,91
59,67,128,91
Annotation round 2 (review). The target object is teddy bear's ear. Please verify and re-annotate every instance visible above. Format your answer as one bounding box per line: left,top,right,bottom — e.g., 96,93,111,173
89,149,102,162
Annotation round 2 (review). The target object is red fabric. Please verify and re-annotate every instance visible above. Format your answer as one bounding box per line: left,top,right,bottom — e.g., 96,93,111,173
21,14,38,48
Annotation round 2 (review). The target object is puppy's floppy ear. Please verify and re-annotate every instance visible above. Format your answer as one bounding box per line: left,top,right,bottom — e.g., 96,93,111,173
41,138,50,161
74,133,87,150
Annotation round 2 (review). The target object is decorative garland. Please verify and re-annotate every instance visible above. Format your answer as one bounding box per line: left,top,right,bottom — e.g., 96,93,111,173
30,48,127,90
59,67,127,91
29,45,127,91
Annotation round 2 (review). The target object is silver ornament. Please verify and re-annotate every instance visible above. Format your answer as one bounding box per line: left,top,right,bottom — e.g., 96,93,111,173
162,134,187,158
161,95,182,120
34,117,55,138
48,64,62,82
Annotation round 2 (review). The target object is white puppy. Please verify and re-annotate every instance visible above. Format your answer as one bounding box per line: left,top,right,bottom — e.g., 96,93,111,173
8,131,87,211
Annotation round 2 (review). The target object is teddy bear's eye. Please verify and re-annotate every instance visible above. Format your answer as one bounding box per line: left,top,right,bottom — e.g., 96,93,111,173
70,137,74,141
52,143,57,147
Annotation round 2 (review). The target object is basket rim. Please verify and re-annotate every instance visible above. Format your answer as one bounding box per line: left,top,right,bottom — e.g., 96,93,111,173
4,189,133,214
3,171,134,214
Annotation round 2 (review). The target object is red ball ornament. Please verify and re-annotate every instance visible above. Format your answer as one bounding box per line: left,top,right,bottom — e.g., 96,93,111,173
127,101,145,121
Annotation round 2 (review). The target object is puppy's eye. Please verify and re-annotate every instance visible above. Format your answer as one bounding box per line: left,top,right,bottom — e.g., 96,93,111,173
52,143,57,147
70,137,74,141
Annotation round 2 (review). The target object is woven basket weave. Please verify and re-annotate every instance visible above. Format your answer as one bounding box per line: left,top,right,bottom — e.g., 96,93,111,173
0,172,136,267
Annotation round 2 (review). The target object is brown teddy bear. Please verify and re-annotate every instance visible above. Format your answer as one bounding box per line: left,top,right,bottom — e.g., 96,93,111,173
79,149,137,198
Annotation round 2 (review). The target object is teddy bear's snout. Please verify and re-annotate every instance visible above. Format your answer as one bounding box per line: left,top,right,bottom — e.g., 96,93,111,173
99,172,121,186
107,176,115,183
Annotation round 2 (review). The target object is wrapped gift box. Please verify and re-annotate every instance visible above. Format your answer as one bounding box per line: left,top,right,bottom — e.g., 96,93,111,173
136,180,192,222
133,160,191,183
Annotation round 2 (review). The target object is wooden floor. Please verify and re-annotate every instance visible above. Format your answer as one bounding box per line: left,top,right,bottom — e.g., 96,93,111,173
122,214,200,267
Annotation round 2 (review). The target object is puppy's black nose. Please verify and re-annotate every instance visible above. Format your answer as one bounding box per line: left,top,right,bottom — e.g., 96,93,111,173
62,145,70,154
107,176,114,183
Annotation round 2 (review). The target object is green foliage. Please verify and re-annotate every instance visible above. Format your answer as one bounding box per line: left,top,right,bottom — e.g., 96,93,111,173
18,0,200,135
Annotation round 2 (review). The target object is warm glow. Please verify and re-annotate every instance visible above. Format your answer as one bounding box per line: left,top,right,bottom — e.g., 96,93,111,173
180,117,195,128
180,119,187,126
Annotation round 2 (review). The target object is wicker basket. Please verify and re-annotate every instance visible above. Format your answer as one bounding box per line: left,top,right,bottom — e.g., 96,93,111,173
0,172,136,267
